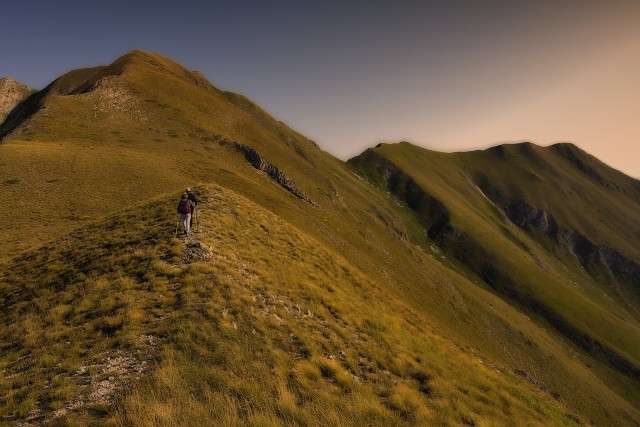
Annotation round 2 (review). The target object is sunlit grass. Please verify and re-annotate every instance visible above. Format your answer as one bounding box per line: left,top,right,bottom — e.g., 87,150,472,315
1,51,637,426
0,185,581,425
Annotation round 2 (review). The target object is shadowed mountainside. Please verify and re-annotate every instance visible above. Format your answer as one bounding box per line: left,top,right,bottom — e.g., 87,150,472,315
1,51,639,425
349,141,640,385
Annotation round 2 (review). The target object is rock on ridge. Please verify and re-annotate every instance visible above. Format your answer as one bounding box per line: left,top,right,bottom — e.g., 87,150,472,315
233,141,315,204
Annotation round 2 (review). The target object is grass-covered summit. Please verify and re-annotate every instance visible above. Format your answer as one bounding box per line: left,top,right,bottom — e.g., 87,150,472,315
1,51,639,425
0,50,327,257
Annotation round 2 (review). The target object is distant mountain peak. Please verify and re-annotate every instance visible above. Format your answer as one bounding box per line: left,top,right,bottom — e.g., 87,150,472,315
0,77,33,124
547,141,596,165
0,76,25,86
549,141,584,156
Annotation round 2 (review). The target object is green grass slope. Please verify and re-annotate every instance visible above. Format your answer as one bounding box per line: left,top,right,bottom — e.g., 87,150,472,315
349,141,640,406
1,185,581,426
0,50,329,258
1,51,639,425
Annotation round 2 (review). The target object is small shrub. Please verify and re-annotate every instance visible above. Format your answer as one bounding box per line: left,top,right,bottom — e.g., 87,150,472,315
411,369,433,396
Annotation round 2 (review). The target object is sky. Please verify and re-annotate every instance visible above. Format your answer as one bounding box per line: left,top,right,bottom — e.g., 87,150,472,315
1,0,639,177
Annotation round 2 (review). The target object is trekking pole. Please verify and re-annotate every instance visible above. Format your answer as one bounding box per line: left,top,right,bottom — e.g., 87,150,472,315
194,209,198,232
175,214,180,236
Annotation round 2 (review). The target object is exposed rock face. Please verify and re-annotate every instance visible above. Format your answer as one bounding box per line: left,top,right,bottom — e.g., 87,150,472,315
77,75,149,122
474,176,640,295
506,201,552,231
234,142,314,205
0,77,33,124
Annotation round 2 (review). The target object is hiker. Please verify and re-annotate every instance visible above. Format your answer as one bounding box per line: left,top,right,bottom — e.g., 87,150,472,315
177,193,196,236
186,188,198,228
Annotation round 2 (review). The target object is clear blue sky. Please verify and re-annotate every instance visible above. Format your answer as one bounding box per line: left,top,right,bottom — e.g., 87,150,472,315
2,0,639,177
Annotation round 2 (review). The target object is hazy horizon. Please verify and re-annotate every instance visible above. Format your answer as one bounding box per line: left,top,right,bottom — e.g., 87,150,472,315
2,0,639,177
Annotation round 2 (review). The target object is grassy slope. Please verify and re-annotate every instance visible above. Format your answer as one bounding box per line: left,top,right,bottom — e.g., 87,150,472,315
348,141,640,411
458,142,640,263
1,51,639,425
0,185,579,426
0,50,335,258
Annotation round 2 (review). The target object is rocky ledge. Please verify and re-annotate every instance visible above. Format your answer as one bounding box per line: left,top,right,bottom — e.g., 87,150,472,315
234,142,315,205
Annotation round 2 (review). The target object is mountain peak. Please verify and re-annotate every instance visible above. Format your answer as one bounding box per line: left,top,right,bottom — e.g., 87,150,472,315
548,141,583,156
0,50,218,139
118,49,159,60
548,141,595,167
0,76,25,86
106,50,214,90
111,49,176,70
41,50,212,97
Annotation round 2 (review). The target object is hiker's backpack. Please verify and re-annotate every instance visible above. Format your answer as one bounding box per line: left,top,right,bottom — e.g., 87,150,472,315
179,199,191,214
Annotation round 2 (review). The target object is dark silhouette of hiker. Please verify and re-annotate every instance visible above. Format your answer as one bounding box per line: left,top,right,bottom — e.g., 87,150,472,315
186,188,198,228
177,193,196,236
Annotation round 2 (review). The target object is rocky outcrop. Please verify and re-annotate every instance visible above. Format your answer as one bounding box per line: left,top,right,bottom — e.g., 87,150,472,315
503,199,559,236
501,199,639,294
557,229,640,295
234,142,314,205
0,78,57,140
473,172,640,294
467,172,640,377
0,77,33,125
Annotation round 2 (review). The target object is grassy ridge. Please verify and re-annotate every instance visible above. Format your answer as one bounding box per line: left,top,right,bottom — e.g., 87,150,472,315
348,142,640,408
1,186,580,426
0,50,330,259
1,51,639,425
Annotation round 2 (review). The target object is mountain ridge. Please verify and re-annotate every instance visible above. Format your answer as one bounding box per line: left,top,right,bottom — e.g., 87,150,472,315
349,141,640,381
1,50,638,426
1,185,590,425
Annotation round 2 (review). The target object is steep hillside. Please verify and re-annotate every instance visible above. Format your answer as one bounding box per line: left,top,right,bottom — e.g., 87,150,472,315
0,186,580,426
1,51,639,425
0,77,33,123
349,141,640,400
0,50,326,257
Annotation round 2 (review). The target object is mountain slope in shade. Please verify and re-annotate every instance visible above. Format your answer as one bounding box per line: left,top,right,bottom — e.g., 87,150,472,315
349,141,640,391
0,51,639,425
0,77,33,124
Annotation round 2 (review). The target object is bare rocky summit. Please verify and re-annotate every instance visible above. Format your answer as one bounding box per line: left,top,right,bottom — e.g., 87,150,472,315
0,77,33,124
